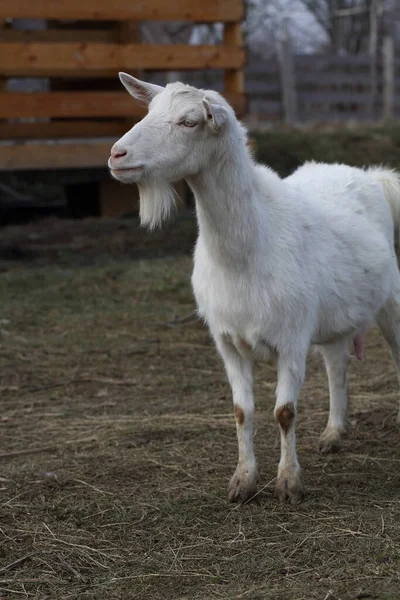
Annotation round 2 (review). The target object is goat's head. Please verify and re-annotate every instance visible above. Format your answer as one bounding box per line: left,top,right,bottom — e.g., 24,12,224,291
109,73,234,184
108,73,235,228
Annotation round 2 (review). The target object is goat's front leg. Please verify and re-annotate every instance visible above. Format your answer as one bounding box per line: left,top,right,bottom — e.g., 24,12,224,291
274,352,307,504
217,336,258,503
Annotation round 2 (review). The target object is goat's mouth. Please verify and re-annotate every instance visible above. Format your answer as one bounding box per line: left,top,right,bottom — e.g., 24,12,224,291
110,165,144,173
109,164,145,182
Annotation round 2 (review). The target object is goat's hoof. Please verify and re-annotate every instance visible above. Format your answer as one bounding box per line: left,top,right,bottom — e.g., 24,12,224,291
275,472,304,504
228,466,258,504
318,428,345,454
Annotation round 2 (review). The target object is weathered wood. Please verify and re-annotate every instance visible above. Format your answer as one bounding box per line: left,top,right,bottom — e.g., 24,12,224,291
223,23,244,95
0,91,146,118
116,21,141,44
0,1,246,172
223,22,243,47
0,140,114,170
0,0,244,22
0,120,128,139
0,42,245,76
382,35,394,121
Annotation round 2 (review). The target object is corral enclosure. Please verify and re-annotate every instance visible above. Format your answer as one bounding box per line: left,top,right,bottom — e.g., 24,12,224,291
0,2,400,598
0,216,400,599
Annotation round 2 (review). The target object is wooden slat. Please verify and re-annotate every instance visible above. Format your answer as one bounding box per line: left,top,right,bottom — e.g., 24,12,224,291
296,54,371,68
0,43,245,76
0,0,244,22
245,80,281,94
301,111,370,122
295,72,375,85
0,120,128,139
0,92,147,118
0,140,114,170
0,90,247,119
298,91,371,104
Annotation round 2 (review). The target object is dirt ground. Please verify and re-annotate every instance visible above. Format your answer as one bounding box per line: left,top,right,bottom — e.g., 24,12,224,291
0,216,399,600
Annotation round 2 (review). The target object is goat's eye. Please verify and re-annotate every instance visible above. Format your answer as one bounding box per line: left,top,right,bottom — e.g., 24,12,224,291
181,119,197,128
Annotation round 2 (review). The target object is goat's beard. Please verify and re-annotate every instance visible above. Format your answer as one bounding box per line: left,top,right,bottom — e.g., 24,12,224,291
137,181,178,230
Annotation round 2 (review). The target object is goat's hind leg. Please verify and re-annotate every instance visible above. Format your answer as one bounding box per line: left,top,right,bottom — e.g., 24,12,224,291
216,336,258,503
377,288,400,425
318,339,350,453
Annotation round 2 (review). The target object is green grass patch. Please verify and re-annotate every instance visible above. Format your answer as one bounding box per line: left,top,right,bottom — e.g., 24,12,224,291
254,123,400,177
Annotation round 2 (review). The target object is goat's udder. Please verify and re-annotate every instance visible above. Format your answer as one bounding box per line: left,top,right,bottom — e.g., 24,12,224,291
353,333,364,360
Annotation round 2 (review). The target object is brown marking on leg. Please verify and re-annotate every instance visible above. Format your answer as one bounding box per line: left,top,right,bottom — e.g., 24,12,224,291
239,338,252,352
275,402,295,434
234,404,245,426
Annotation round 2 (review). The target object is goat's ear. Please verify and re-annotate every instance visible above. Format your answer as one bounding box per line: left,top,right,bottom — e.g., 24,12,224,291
202,99,228,131
119,72,164,104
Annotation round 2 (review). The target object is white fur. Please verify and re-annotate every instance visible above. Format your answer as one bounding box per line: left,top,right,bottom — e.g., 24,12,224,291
138,182,178,230
110,74,400,504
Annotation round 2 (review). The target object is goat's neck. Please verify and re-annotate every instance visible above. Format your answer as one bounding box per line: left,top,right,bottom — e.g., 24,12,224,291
187,139,261,266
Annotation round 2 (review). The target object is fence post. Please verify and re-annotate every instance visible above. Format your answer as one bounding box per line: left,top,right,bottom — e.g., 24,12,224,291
382,34,394,121
223,23,245,105
368,0,383,120
279,29,297,125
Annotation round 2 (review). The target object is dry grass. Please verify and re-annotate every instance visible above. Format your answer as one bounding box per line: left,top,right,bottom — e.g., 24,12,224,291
0,217,399,599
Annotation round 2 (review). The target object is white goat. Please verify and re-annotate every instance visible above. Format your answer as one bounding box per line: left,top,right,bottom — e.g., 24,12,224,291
109,73,400,504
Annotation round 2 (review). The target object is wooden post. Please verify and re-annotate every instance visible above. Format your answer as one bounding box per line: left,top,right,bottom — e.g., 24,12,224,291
279,28,297,125
369,0,378,120
382,34,394,121
223,23,244,97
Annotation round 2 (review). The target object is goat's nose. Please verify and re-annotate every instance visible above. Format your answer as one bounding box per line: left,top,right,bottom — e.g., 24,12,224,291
111,147,127,159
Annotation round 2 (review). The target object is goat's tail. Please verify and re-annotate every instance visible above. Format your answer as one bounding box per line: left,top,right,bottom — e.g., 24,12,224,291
368,166,400,252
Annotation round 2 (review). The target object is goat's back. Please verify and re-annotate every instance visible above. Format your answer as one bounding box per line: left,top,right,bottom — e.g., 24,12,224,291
285,162,393,241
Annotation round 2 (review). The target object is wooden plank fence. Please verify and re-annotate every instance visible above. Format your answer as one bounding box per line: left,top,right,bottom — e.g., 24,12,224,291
0,0,397,175
0,1,243,22
0,0,246,170
243,45,398,123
